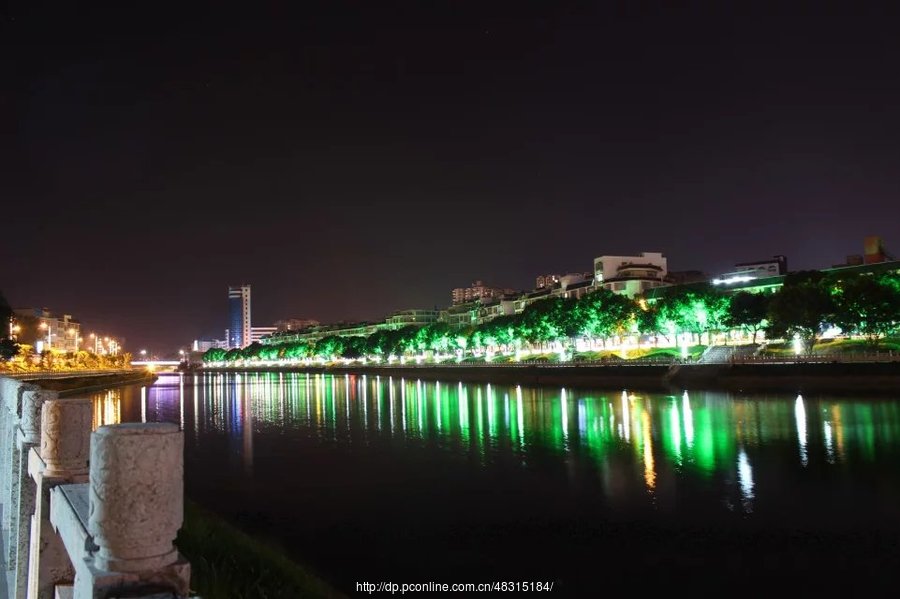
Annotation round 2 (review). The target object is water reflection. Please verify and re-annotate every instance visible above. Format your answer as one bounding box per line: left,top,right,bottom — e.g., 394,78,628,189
92,373,900,522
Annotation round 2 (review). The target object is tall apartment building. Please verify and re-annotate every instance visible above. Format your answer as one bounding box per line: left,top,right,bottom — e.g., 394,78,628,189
228,285,252,349
451,280,516,305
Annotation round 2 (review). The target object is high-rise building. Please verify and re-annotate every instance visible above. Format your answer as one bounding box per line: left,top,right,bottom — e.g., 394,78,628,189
228,285,252,348
451,281,516,305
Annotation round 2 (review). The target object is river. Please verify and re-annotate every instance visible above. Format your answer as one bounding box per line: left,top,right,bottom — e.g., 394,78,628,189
96,371,900,593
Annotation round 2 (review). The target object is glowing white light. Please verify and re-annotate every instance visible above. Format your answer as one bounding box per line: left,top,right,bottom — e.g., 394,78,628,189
712,275,757,285
793,334,803,355
823,420,835,464
560,389,568,445
795,395,808,466
682,391,694,448
737,448,754,509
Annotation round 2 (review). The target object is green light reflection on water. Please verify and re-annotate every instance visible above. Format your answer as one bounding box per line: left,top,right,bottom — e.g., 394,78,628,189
133,373,900,500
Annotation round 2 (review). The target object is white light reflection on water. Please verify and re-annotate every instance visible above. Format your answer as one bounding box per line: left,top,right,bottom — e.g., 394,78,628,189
682,391,694,449
823,420,835,464
795,395,808,466
737,448,754,511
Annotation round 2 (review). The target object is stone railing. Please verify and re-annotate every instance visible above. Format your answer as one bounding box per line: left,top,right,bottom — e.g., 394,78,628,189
0,376,191,598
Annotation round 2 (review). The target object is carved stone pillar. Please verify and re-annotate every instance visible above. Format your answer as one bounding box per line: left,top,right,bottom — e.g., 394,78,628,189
40,399,92,477
88,423,183,573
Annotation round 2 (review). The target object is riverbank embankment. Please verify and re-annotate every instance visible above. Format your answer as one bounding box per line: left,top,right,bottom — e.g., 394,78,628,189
5,369,158,396
200,361,900,394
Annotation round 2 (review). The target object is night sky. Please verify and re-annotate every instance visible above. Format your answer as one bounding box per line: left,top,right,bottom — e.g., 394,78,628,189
4,3,900,353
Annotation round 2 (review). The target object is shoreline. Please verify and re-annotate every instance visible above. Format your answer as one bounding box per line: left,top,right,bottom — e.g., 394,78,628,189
198,361,900,395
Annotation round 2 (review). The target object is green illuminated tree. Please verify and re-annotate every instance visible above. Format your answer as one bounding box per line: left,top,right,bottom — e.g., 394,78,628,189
314,336,345,359
833,274,900,343
576,289,636,341
652,286,729,345
725,291,771,343
516,298,578,345
202,348,227,362
241,342,263,360
767,272,836,353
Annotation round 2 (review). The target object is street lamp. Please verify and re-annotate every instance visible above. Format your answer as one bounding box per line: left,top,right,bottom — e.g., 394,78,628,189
140,349,147,360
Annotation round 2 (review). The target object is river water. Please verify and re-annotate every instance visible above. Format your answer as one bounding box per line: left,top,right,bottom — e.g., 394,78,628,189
97,371,900,593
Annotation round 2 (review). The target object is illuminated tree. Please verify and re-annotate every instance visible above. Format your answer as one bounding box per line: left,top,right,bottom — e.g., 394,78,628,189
241,342,264,360
202,348,227,362
516,298,578,345
576,289,636,341
767,272,835,353
725,291,771,343
654,286,730,345
833,274,900,343
314,336,345,359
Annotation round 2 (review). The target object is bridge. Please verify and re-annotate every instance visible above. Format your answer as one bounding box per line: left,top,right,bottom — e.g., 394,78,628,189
130,360,182,370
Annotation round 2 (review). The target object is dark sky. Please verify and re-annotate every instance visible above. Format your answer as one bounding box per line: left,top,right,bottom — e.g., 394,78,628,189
4,2,900,353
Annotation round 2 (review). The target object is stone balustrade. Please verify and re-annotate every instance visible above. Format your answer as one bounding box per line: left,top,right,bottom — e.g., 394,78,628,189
0,376,192,599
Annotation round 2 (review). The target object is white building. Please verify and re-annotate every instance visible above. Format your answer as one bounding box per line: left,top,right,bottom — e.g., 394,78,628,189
713,255,788,286
249,326,277,344
593,252,668,297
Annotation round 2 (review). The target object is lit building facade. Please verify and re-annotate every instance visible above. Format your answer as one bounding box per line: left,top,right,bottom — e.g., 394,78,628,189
385,309,439,327
228,285,252,349
274,318,320,332
249,326,277,344
451,281,515,305
535,274,560,289
713,255,788,286
593,252,669,297
12,308,82,353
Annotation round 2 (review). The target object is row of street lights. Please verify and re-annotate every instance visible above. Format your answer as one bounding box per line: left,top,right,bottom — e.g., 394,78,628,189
6,317,122,355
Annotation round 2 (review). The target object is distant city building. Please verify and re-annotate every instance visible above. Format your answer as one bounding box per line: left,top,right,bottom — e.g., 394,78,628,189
249,326,277,344
713,255,788,286
385,309,439,327
12,308,82,353
535,274,560,289
192,338,229,352
228,285,252,348
666,270,709,285
535,272,593,291
836,236,894,267
274,318,320,332
451,280,516,305
593,252,668,297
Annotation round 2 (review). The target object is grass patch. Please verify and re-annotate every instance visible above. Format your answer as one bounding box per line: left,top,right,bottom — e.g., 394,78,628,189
178,501,341,599
762,337,900,356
